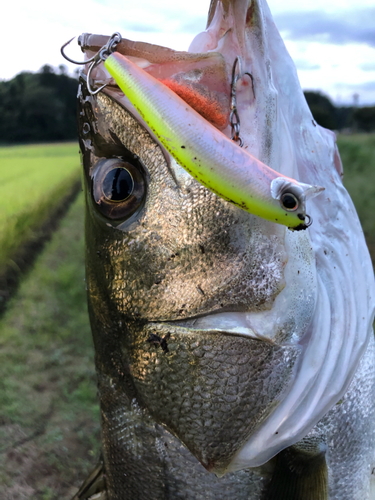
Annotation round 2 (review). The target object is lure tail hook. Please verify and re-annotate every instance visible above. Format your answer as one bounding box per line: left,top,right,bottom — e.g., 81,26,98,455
60,33,122,95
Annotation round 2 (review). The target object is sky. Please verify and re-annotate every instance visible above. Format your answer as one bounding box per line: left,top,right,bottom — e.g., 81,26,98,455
2,0,375,105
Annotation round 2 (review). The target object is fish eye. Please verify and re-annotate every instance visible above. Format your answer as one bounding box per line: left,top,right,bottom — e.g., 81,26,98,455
102,167,134,202
92,158,146,220
281,192,299,211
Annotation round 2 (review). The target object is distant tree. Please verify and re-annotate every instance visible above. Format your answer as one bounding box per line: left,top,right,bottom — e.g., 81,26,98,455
303,91,338,130
40,64,54,74
302,91,368,131
353,107,375,132
0,69,373,144
0,67,78,144
58,64,68,75
335,106,354,131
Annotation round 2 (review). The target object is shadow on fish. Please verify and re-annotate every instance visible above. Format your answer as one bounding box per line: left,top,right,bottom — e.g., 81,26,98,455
65,0,375,499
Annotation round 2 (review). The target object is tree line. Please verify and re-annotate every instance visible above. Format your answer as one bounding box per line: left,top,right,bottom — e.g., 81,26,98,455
0,65,374,144
304,91,375,133
0,65,78,144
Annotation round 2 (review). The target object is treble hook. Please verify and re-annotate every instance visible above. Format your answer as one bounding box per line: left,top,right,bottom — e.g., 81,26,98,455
60,38,101,65
60,32,122,95
230,56,256,148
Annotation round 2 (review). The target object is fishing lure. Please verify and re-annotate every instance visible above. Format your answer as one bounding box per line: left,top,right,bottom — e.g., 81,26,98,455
62,34,323,230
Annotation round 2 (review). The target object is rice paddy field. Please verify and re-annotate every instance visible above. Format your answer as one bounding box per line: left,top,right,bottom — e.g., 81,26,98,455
0,143,81,287
0,135,374,499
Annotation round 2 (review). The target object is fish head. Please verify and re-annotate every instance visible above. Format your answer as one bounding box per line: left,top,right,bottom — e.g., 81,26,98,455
78,0,374,475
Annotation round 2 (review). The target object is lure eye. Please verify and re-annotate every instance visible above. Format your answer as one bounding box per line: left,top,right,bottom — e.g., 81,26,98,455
281,193,299,212
92,158,146,220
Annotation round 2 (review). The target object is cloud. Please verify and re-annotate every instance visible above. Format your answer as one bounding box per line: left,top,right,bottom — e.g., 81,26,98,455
335,81,375,92
274,9,375,47
124,15,206,34
123,23,162,33
179,18,208,33
294,59,321,71
335,80,375,93
360,62,375,72
352,81,375,92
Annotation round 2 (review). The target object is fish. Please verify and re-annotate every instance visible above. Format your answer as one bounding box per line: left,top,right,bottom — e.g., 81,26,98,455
74,0,375,499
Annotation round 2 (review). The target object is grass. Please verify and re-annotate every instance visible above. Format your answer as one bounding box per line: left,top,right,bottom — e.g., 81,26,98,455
0,194,100,500
338,133,375,261
0,143,81,273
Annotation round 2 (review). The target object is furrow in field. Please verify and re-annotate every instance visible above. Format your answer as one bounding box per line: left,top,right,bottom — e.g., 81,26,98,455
0,143,81,313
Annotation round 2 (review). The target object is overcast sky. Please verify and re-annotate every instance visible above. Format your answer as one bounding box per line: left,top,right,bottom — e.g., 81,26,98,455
2,0,375,105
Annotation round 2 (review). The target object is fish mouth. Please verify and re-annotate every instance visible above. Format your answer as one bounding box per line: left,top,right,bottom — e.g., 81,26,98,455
149,310,281,345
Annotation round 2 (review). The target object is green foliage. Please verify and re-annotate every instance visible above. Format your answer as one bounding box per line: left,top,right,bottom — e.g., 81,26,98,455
0,68,78,144
338,133,375,260
303,91,375,132
0,195,100,499
304,91,338,130
353,107,375,132
0,143,80,273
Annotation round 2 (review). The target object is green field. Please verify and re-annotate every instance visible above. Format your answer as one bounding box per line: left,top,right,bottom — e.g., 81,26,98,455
0,143,81,275
0,135,374,499
338,133,375,260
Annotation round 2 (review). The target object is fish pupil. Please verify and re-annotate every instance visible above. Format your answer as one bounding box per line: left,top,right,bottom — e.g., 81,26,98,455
281,193,298,211
103,168,134,202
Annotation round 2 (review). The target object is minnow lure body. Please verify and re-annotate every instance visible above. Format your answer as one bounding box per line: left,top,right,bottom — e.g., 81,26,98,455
104,52,322,230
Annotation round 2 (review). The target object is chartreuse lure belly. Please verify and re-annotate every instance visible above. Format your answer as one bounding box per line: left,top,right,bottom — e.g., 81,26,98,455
104,52,323,230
